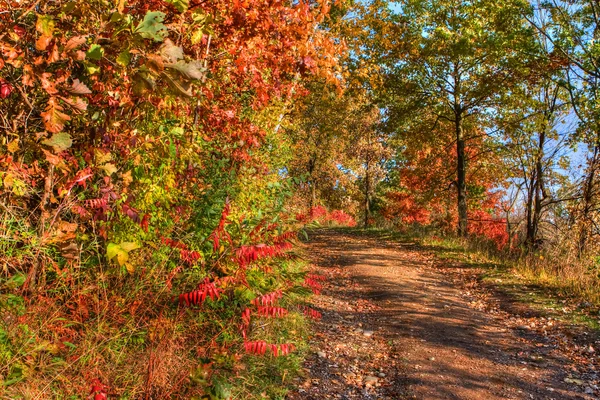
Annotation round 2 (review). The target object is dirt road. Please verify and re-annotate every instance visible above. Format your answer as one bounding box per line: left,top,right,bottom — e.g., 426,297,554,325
288,229,598,400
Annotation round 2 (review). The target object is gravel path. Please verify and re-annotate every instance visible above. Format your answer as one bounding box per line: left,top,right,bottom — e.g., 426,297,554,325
287,229,598,400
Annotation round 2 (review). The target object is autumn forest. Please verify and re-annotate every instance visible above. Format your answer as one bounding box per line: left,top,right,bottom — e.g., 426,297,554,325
2,0,600,399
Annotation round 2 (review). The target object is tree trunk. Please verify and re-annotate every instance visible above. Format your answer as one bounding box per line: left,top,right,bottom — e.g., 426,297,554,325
531,129,545,249
456,114,468,237
364,159,371,228
578,141,599,257
506,209,512,250
308,156,316,215
526,100,551,251
525,170,536,248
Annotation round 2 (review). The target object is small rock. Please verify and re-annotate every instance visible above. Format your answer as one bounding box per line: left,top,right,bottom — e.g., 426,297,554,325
317,351,326,358
564,377,584,386
429,357,436,361
378,372,386,378
364,376,378,386
363,330,374,338
585,387,594,395
587,345,595,354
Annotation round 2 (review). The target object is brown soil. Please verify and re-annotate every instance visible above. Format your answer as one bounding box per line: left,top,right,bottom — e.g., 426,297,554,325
287,229,599,400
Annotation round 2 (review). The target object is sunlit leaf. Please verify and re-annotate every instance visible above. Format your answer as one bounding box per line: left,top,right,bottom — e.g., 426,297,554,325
135,11,168,42
42,132,73,153
86,44,104,61
41,98,71,133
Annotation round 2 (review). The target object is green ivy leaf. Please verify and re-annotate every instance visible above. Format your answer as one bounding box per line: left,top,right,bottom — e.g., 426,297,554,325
117,50,131,66
86,44,104,60
135,11,168,42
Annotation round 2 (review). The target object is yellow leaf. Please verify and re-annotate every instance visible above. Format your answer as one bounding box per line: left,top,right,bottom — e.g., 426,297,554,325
121,170,133,186
99,163,117,176
125,262,135,273
94,149,112,164
6,139,19,154
3,172,14,189
120,242,140,252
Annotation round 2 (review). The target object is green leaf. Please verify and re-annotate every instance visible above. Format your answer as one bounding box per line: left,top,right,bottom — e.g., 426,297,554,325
106,242,140,267
135,11,168,42
166,0,189,13
117,50,131,66
86,44,104,61
85,62,101,75
42,132,73,153
106,243,122,261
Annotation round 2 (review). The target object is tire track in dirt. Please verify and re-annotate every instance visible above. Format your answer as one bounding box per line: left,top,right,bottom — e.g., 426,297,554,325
287,229,596,400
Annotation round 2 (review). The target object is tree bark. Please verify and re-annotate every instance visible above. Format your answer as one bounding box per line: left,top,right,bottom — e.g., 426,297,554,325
364,159,371,228
456,114,468,237
308,156,316,215
578,140,599,257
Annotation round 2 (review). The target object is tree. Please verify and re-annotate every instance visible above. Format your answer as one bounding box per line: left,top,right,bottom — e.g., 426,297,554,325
360,0,535,236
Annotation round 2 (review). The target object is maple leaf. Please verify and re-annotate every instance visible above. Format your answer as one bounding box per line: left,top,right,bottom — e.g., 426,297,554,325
135,12,168,42
41,98,71,133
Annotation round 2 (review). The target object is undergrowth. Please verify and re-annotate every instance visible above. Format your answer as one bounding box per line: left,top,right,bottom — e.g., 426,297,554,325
0,197,323,399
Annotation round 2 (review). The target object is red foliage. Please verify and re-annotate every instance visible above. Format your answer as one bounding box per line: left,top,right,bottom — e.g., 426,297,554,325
470,209,509,249
302,306,322,320
296,206,357,227
251,290,283,307
210,201,232,252
161,237,188,250
383,192,431,225
256,306,288,318
303,277,322,295
180,249,202,266
84,198,108,209
244,341,295,357
235,242,293,267
240,307,252,339
273,231,297,243
306,273,326,282
89,379,108,400
0,79,12,99
178,278,222,307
